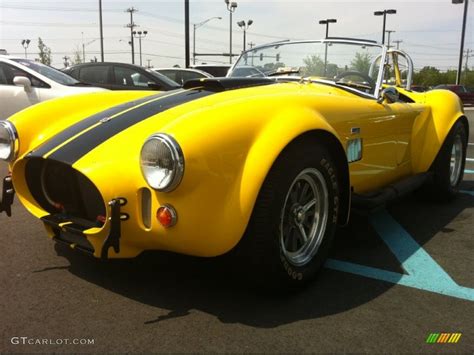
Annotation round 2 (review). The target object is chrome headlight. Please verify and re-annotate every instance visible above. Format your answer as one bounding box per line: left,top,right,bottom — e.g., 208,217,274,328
140,134,184,192
0,120,19,162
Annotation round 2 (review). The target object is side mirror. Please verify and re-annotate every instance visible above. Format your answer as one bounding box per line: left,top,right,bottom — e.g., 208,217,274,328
147,82,162,90
377,87,399,104
13,76,32,92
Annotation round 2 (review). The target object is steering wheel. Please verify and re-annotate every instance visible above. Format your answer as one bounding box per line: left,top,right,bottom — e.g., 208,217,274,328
335,71,376,91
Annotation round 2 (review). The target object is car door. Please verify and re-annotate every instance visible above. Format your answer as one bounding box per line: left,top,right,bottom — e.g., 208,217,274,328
0,62,43,119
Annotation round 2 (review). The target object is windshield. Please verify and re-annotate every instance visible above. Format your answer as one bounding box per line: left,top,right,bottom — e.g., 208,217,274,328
229,40,383,96
11,59,79,86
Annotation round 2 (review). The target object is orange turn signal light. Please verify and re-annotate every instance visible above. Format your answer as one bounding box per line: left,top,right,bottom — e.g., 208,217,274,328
156,205,177,228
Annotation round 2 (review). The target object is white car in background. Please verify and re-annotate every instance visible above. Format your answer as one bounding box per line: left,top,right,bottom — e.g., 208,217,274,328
0,56,105,119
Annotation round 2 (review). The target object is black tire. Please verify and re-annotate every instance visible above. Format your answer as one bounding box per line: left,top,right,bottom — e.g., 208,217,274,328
236,137,340,286
423,120,467,201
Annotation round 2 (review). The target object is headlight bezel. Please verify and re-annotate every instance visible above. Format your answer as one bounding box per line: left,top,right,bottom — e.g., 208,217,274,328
0,120,19,162
140,133,184,192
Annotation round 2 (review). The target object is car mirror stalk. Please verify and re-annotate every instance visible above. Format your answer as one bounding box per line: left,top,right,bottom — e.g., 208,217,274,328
13,76,32,92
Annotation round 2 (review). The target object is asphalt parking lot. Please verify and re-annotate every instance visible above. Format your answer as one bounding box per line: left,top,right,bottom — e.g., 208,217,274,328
0,111,473,353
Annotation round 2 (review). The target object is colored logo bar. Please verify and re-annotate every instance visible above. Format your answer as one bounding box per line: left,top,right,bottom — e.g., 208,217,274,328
426,333,462,344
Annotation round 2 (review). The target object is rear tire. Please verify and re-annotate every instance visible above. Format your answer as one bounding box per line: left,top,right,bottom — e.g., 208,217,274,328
237,138,340,287
423,120,467,201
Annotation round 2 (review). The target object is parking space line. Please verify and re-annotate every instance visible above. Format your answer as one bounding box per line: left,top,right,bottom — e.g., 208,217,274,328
325,210,474,301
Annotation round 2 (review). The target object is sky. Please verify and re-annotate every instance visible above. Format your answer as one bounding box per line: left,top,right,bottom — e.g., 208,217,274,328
0,0,473,71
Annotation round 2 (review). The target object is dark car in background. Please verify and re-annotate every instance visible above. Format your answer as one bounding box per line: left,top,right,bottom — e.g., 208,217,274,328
191,64,231,77
434,84,474,106
63,62,180,91
153,67,212,85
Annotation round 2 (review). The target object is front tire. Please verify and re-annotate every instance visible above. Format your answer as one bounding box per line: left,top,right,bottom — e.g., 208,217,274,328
238,138,340,286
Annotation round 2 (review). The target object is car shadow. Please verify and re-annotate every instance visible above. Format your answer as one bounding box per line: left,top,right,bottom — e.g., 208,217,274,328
52,181,474,328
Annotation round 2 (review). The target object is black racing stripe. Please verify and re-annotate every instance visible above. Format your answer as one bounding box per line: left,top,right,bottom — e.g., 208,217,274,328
48,89,213,165
29,92,167,158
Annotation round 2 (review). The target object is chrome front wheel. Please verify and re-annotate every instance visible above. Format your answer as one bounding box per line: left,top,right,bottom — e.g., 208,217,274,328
280,168,329,267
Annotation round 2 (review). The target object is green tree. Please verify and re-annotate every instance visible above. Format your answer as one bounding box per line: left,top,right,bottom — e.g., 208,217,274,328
350,52,372,75
301,54,325,77
38,37,52,65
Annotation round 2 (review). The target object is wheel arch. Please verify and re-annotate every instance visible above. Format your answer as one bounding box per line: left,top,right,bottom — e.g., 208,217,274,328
239,125,351,233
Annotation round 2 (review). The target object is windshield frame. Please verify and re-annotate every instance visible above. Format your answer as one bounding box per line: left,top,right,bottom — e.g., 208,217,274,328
229,38,387,100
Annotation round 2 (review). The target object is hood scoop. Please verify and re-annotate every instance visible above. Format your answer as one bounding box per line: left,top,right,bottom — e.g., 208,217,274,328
183,77,276,92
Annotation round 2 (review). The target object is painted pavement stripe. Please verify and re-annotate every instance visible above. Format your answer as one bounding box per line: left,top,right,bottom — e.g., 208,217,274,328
325,210,474,301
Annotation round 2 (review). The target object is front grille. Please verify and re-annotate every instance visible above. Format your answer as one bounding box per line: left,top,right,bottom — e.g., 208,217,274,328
25,158,106,225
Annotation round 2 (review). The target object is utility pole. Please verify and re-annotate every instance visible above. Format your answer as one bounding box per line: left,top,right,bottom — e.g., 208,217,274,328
99,0,104,61
385,30,395,49
125,7,138,64
465,49,472,81
248,42,255,49
147,59,152,68
393,40,403,50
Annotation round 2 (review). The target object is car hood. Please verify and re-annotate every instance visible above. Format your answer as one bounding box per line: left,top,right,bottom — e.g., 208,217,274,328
19,78,352,170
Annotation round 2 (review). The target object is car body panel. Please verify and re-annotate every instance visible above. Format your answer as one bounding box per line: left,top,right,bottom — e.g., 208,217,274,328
7,78,465,258
3,40,467,259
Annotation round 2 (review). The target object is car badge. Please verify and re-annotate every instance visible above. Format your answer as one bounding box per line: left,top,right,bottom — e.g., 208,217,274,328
100,117,112,123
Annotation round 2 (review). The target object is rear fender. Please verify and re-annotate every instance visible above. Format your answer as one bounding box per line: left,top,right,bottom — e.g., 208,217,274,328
411,89,467,173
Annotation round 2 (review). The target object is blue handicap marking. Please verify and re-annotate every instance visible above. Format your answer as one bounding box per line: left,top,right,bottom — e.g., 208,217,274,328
325,208,474,302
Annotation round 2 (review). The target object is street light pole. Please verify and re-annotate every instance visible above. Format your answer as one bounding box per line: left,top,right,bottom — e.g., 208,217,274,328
374,9,397,45
193,16,222,65
237,20,253,52
99,0,104,62
452,0,470,85
133,30,148,66
319,19,337,76
225,0,238,64
21,39,31,59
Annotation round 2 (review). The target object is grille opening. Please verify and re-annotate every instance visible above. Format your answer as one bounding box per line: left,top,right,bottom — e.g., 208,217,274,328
25,158,106,226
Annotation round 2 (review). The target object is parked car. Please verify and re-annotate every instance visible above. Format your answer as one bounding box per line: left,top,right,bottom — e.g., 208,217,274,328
0,39,468,286
153,68,212,85
63,62,180,91
191,64,231,77
0,56,105,119
434,84,474,105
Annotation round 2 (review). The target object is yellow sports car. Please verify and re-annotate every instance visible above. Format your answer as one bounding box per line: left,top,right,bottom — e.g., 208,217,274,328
0,39,468,285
